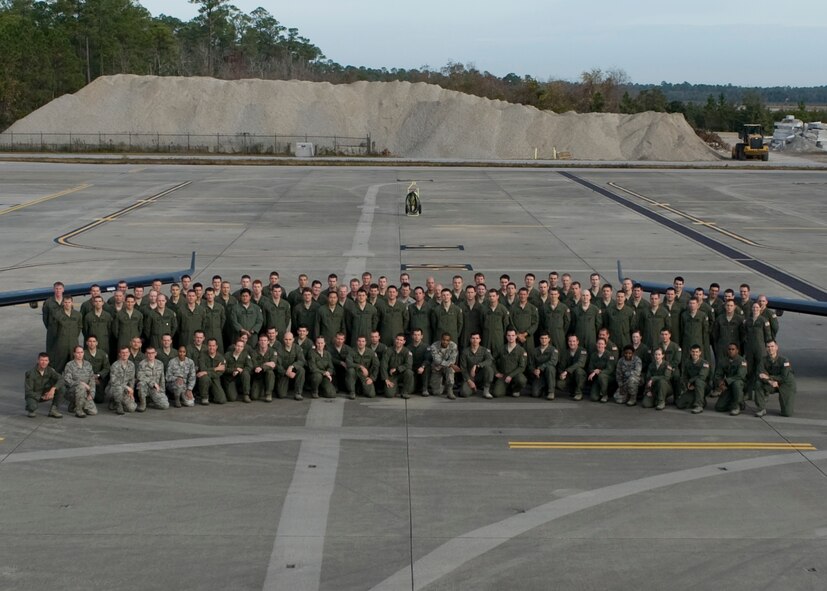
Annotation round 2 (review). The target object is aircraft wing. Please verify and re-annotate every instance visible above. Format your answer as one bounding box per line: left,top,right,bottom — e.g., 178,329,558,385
0,252,196,308
616,260,827,317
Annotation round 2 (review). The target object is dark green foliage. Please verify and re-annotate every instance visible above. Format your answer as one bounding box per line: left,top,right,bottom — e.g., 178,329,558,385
2,1,826,133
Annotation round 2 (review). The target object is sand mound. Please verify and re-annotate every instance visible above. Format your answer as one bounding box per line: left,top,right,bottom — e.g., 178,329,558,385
5,75,718,161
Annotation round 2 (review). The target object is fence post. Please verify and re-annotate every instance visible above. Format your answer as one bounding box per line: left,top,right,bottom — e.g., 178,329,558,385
366,133,371,156
187,133,190,152
217,133,220,153
68,133,72,152
10,132,13,152
40,132,44,152
274,134,277,154
128,132,131,151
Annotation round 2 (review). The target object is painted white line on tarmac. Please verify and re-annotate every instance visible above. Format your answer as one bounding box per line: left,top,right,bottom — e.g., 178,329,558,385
263,399,345,591
369,449,827,591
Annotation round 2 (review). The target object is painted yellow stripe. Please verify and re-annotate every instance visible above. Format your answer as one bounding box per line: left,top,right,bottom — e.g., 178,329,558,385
512,446,816,451
0,184,91,216
55,181,191,248
607,182,760,247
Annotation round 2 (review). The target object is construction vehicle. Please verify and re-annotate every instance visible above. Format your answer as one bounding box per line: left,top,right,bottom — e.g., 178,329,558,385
731,124,769,161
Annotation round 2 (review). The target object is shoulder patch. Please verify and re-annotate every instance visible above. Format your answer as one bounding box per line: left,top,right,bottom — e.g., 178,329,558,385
702,362,709,368
784,361,791,367
740,361,747,366
609,355,616,361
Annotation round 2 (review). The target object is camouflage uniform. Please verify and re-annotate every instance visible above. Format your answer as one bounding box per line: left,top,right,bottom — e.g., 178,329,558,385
166,356,196,407
107,359,137,413
63,359,98,417
428,341,458,396
136,359,168,410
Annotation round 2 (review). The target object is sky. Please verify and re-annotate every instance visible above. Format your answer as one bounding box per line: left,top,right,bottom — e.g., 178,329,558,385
138,0,827,87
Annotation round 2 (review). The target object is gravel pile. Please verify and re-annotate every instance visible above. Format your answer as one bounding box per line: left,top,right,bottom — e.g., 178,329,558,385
5,75,719,161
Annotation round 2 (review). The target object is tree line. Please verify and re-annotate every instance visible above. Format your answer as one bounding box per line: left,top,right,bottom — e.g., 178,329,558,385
2,0,826,134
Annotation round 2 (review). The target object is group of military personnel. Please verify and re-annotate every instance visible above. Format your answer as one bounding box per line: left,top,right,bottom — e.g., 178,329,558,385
24,268,796,419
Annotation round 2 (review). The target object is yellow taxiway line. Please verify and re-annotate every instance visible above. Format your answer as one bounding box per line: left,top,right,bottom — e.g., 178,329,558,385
0,184,92,216
509,441,816,451
56,181,191,248
607,182,760,247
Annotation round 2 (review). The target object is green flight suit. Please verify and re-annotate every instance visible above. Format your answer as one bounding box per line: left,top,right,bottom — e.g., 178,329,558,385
677,357,710,410
292,302,319,340
84,347,110,403
49,308,83,372
491,344,527,397
348,348,379,398
146,307,179,350
261,297,292,340
409,341,432,395
24,364,64,414
587,350,617,401
407,302,433,345
713,354,747,413
744,316,772,395
222,349,252,401
202,303,226,351
250,347,277,400
82,309,113,350
381,346,414,398
755,354,796,416
177,304,206,350
638,305,670,350
346,303,379,348
380,301,409,346
430,303,463,347
459,301,482,349
603,304,635,349
680,310,710,361
529,345,558,398
571,304,602,351
643,360,673,408
197,351,226,404
712,313,745,363
315,304,346,346
307,348,337,398
230,303,264,344
664,301,684,345
276,345,306,399
42,296,63,352
558,347,588,399
458,346,494,397
482,304,510,356
541,303,570,352
114,308,144,352
329,344,356,395
510,302,539,354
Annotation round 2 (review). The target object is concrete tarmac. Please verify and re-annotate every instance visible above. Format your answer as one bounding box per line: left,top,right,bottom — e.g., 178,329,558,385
1,162,827,590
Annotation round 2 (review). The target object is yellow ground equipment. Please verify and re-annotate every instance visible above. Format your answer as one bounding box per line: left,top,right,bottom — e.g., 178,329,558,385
732,124,769,161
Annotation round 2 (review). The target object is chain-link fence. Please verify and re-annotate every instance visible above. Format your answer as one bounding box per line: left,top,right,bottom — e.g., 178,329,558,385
0,131,374,156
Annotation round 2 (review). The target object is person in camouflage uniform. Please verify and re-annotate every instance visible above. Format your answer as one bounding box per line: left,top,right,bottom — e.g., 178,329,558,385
107,347,137,414
615,345,643,406
429,332,460,398
63,345,98,418
136,347,168,411
166,346,196,407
